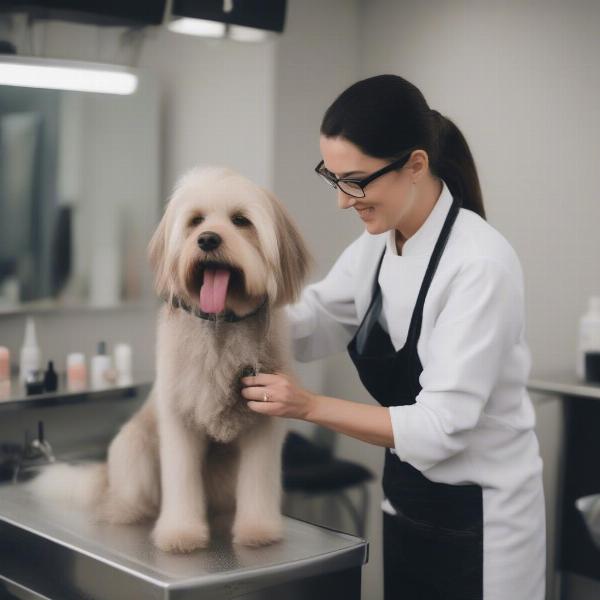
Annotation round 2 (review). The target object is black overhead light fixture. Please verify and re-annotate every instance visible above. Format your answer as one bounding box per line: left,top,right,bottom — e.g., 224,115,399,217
0,0,169,94
0,0,167,27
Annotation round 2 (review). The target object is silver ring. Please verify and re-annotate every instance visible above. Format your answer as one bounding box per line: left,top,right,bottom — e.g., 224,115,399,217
263,390,271,402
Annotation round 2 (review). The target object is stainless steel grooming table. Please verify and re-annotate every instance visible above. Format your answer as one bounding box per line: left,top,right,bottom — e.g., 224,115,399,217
0,481,368,600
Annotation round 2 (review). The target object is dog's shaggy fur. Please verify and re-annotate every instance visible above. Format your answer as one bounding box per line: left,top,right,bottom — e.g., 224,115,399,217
29,166,312,552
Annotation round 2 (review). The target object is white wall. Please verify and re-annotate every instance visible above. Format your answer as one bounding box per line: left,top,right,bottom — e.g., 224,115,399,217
273,0,363,278
138,26,276,192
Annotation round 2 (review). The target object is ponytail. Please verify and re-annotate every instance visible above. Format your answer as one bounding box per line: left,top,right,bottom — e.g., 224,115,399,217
321,75,486,219
430,110,485,219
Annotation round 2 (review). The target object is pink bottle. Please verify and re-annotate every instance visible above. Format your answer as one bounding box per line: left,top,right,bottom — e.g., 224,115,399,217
0,346,11,400
66,353,87,392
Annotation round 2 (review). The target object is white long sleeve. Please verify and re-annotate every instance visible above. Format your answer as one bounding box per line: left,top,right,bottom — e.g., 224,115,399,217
389,257,525,472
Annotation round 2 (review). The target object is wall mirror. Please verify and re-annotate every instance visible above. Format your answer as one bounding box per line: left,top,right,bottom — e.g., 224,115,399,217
0,71,160,313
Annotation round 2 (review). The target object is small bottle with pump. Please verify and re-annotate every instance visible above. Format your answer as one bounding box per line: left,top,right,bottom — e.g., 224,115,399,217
577,296,600,380
19,317,41,386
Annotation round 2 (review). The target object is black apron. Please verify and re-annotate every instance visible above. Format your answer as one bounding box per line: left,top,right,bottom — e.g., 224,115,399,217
347,197,484,600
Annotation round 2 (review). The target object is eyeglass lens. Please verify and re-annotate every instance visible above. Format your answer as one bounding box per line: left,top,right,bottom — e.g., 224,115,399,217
337,180,364,197
317,166,365,197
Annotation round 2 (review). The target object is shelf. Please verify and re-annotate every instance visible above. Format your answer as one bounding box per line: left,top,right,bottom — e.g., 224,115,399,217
0,299,159,317
0,378,153,411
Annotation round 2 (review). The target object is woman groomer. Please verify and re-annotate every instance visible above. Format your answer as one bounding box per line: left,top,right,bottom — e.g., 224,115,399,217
241,74,546,600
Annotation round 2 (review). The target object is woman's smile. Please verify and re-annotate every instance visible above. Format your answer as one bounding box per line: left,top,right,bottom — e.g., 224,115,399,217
356,206,375,219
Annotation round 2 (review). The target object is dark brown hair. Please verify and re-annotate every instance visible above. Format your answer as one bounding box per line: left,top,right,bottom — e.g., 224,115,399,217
320,74,486,219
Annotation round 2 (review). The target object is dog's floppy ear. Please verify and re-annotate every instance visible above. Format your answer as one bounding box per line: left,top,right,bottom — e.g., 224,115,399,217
147,205,172,299
263,189,314,306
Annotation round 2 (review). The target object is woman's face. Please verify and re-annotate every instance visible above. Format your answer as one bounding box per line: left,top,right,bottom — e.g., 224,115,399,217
319,135,419,235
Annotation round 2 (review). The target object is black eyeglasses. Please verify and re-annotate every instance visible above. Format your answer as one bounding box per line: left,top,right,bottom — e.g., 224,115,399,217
314,147,417,198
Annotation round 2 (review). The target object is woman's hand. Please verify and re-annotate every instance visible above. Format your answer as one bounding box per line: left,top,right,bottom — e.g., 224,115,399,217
240,371,317,420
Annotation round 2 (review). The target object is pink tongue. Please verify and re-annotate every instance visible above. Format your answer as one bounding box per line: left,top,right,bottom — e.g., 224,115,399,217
200,268,231,314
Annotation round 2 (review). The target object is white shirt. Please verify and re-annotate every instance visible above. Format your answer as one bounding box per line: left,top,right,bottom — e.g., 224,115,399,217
284,179,542,511
284,179,546,599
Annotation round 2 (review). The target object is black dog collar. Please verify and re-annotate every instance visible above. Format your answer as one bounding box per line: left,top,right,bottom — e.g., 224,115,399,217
168,295,268,323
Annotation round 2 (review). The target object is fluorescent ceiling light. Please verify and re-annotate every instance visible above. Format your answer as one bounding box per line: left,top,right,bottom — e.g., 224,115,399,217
228,25,271,42
168,17,226,38
0,55,138,95
167,18,273,42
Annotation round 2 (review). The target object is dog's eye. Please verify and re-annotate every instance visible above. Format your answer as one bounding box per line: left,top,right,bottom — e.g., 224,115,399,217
231,214,251,227
189,215,204,227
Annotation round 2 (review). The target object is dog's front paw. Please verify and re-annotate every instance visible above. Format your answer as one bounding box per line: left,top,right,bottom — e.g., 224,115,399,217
232,517,283,547
151,517,210,553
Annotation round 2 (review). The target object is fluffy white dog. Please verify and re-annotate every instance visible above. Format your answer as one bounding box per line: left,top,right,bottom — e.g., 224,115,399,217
30,166,312,552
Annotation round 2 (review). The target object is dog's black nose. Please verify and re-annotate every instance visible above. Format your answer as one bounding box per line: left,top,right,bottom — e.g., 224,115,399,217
197,231,222,251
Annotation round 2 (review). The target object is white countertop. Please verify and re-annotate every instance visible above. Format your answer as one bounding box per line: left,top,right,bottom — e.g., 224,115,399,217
528,372,600,400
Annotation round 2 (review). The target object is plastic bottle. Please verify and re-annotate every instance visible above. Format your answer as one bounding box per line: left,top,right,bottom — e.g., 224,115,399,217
577,297,600,380
43,360,58,392
19,317,41,385
114,343,133,386
0,346,10,400
91,341,112,390
66,353,87,392
0,346,9,382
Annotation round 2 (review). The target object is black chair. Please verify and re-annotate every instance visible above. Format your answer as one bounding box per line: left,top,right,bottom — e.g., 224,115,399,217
282,430,374,537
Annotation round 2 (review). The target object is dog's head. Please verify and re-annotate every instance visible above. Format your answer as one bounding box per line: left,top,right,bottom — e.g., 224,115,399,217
148,166,313,316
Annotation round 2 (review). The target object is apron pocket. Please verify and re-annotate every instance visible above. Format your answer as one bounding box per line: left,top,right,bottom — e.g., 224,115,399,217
391,499,481,538
386,477,483,539
386,505,484,595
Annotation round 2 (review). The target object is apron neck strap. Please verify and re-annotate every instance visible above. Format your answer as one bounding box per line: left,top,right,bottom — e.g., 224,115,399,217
405,196,462,345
